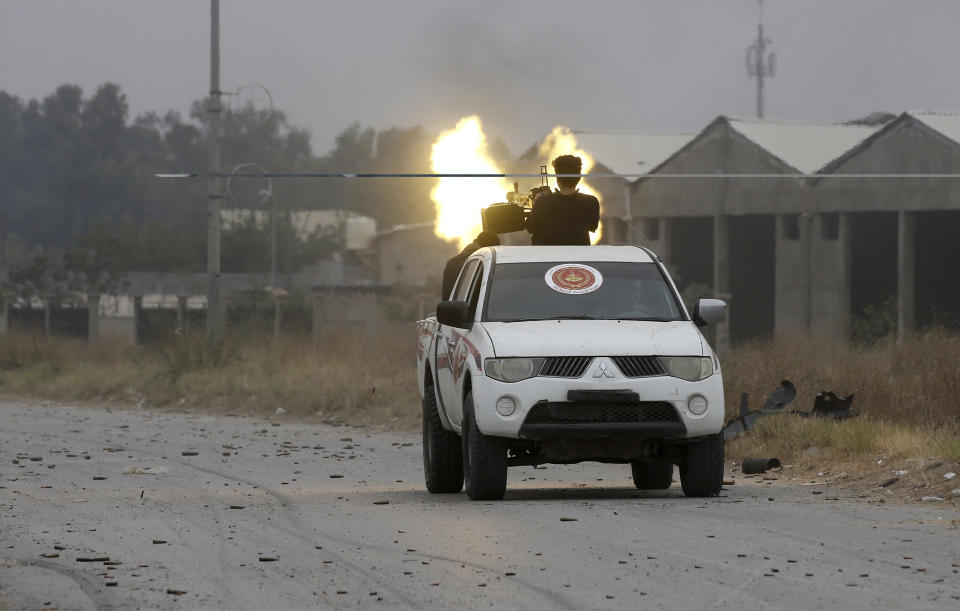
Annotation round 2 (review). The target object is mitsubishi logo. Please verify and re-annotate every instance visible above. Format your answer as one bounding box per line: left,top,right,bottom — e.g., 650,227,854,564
593,361,614,378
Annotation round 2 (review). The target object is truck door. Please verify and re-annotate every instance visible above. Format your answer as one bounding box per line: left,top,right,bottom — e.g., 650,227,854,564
436,259,483,428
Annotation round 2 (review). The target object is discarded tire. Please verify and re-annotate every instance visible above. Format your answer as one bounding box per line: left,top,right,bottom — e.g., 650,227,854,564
741,457,782,474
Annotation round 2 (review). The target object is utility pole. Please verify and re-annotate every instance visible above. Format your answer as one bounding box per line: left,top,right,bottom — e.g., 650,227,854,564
206,0,224,350
270,192,281,341
745,0,776,119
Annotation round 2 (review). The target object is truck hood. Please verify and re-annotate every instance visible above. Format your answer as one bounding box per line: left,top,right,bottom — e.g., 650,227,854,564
481,320,705,357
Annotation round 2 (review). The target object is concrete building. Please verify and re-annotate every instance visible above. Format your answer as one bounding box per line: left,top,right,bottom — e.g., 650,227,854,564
571,130,696,244
622,112,960,344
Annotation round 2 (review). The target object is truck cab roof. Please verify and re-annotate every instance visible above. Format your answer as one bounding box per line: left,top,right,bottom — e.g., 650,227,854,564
484,245,656,264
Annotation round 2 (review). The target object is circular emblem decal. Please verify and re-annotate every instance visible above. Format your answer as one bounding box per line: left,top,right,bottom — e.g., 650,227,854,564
545,264,603,294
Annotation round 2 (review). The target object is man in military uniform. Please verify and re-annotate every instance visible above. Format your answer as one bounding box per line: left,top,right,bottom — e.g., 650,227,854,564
525,155,600,245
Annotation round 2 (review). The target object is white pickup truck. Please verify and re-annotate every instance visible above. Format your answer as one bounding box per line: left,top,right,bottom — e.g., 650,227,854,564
415,245,728,500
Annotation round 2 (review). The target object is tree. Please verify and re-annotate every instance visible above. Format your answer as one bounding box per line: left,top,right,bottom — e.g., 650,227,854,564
62,221,129,296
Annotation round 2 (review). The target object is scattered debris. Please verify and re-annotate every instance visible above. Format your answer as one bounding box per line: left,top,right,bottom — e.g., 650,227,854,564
892,470,908,476
923,461,945,471
741,458,781,474
560,517,578,522
921,496,945,502
943,472,956,481
723,382,796,440
723,381,859,440
122,466,169,475
166,589,187,596
275,407,286,415
259,556,278,562
181,451,199,457
877,477,899,488
77,556,110,563
801,391,857,420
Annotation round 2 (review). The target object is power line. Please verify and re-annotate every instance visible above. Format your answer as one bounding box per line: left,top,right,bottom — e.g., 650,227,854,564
157,172,960,180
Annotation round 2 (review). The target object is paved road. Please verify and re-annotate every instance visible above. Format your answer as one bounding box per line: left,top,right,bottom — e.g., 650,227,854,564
1,402,958,610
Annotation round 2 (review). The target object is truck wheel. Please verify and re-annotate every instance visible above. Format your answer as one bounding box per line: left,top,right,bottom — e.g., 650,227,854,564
679,434,724,497
630,462,673,490
462,392,507,500
422,386,463,493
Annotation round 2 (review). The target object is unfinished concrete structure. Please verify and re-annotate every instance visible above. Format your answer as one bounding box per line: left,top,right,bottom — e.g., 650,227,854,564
622,112,960,343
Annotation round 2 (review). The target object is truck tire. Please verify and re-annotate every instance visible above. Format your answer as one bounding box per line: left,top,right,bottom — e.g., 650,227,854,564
422,386,463,493
462,392,507,500
630,462,673,490
679,434,724,497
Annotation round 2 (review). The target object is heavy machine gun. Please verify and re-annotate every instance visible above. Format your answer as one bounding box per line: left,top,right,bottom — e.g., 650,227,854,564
480,166,552,234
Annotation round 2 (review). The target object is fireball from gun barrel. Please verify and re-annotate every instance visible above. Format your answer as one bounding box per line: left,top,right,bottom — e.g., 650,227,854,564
430,116,512,249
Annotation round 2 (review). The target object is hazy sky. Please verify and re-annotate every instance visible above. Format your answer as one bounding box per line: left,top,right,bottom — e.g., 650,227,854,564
3,0,960,155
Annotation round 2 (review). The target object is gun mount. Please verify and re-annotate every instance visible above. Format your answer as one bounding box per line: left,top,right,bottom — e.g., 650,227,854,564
480,166,552,234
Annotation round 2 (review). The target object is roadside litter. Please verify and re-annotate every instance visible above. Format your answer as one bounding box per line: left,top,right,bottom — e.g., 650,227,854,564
722,380,859,440
741,458,782,474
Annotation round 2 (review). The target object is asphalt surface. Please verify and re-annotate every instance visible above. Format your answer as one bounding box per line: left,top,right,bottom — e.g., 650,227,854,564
1,401,958,610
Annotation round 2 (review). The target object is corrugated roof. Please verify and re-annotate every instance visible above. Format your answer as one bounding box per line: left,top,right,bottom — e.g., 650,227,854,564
906,111,960,146
571,130,696,175
725,118,883,174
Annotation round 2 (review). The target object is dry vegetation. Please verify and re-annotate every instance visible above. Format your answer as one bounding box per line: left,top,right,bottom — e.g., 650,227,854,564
723,330,960,464
0,324,421,429
0,326,958,482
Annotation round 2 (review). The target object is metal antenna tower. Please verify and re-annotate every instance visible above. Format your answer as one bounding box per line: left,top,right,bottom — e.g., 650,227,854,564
745,0,776,118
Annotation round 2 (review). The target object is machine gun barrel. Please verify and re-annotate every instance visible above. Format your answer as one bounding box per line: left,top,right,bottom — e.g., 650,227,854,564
481,171,552,234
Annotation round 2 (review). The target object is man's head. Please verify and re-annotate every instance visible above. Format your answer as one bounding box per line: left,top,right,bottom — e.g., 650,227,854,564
475,230,501,247
553,155,582,190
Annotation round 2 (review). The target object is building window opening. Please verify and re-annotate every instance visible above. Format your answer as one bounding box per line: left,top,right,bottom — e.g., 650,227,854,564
644,218,661,241
782,214,800,241
821,213,839,241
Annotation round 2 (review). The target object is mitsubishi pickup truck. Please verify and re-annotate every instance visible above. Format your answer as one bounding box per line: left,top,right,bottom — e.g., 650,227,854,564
415,245,728,500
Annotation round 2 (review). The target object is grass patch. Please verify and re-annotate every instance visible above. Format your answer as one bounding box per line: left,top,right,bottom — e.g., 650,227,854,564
0,324,420,429
722,330,960,478
725,414,958,463
0,326,957,471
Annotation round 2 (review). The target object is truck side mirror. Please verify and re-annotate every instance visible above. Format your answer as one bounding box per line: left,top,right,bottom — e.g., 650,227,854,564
437,300,471,329
693,298,727,327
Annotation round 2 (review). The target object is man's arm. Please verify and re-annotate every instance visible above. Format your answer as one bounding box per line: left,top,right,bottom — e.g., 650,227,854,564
441,257,459,299
587,195,600,231
525,199,541,235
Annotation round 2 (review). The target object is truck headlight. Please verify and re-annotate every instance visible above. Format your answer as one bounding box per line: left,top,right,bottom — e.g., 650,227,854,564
485,358,544,383
659,356,713,382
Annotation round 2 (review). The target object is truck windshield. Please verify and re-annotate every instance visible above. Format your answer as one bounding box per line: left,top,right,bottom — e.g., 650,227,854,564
484,261,685,322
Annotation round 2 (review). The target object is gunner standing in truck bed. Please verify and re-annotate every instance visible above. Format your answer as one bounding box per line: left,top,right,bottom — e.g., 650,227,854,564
524,154,600,245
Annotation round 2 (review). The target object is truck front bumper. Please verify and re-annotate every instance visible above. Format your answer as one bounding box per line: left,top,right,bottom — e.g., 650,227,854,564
471,371,724,440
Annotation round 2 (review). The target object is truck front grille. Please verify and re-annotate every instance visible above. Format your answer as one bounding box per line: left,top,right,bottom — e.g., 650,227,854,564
611,356,665,378
539,356,593,378
524,401,680,425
